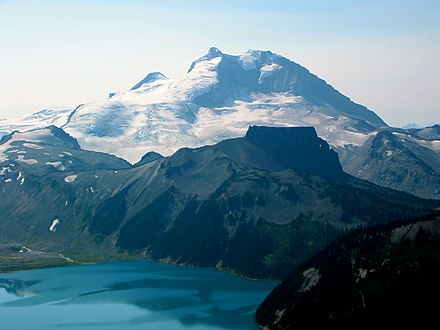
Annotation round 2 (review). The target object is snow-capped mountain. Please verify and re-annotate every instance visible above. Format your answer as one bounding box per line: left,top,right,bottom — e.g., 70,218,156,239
0,48,385,163
1,48,438,199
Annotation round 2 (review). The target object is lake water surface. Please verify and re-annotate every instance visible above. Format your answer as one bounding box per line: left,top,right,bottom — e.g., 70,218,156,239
0,260,277,329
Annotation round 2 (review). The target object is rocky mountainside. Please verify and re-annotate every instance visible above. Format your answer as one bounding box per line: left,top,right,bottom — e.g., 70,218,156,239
0,48,438,199
256,212,440,328
409,124,440,140
0,126,438,278
342,129,440,199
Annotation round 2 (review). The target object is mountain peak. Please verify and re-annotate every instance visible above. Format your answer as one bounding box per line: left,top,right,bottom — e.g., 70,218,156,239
402,122,420,129
207,47,223,58
188,47,223,73
130,72,168,90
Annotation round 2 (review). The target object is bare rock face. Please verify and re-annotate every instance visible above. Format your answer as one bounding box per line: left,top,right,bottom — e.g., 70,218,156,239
245,126,344,179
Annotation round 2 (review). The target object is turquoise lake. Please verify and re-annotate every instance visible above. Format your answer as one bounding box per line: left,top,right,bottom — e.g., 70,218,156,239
0,260,277,329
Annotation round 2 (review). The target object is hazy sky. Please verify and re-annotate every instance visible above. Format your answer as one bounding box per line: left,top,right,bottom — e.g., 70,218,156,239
1,0,439,127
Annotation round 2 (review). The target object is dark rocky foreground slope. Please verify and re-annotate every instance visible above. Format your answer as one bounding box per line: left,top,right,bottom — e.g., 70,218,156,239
0,125,439,278
256,212,440,328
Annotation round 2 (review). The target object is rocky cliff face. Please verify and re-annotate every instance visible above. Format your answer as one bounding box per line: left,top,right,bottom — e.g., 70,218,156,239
245,126,343,179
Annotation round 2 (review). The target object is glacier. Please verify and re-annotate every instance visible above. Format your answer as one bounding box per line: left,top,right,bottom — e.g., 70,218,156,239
0,48,386,164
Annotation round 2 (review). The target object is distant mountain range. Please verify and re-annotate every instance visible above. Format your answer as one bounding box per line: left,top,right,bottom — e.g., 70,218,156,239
0,48,438,199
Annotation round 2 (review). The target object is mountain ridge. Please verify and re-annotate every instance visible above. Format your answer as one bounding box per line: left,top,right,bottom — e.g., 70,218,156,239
0,125,438,279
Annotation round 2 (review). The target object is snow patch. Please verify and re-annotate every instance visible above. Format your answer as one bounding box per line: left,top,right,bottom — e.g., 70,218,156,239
0,154,8,163
46,161,66,171
0,167,11,175
49,219,60,232
386,150,393,156
5,178,12,183
23,143,44,149
64,174,77,183
238,53,258,70
16,155,38,164
261,63,281,72
259,63,281,82
17,172,24,184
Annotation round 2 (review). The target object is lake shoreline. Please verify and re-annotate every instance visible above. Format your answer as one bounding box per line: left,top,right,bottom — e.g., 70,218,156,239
0,242,280,287
0,259,277,330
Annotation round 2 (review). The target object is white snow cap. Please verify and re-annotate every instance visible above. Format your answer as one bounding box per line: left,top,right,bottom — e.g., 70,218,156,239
0,48,388,165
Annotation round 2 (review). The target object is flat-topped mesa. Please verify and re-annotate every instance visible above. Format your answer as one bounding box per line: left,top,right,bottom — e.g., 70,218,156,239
245,126,344,179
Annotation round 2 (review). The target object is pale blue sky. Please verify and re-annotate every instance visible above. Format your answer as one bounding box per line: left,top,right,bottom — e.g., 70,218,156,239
1,0,439,126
